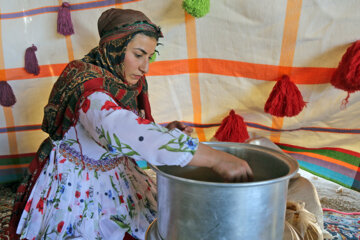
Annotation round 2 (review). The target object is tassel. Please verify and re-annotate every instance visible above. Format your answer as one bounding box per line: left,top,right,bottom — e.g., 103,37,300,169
182,0,210,18
331,40,360,106
214,110,249,143
24,44,40,75
0,81,16,107
285,201,323,240
57,2,74,36
264,75,306,117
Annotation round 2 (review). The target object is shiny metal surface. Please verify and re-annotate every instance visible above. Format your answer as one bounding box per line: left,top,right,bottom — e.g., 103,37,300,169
151,142,299,240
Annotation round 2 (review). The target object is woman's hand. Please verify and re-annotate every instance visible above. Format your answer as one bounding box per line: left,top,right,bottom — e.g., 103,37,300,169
188,143,253,182
166,121,193,136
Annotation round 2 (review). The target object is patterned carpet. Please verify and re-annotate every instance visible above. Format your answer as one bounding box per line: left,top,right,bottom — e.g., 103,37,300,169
0,183,17,240
323,209,360,240
0,183,359,240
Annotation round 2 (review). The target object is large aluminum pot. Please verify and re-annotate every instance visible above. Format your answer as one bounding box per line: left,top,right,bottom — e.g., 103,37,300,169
151,142,299,240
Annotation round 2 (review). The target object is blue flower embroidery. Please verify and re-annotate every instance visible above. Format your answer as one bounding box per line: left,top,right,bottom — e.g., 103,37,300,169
185,139,197,150
105,190,112,198
60,185,65,194
107,144,116,153
66,224,73,236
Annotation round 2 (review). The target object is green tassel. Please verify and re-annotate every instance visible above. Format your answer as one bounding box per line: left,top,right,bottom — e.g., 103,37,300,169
182,0,210,18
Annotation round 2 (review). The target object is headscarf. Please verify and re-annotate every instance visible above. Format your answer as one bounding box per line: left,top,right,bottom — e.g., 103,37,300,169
9,9,163,239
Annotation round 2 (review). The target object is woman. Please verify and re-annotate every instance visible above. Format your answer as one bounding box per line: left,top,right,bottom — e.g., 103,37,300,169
11,8,253,240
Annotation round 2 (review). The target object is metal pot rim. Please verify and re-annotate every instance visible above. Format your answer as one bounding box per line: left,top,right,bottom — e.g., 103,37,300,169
150,142,299,187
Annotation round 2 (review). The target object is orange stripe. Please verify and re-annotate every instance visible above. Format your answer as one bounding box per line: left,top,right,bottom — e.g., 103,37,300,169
185,12,205,141
283,150,359,172
65,36,74,61
4,60,334,84
2,108,18,154
0,163,29,170
5,63,66,81
270,0,303,143
0,9,19,155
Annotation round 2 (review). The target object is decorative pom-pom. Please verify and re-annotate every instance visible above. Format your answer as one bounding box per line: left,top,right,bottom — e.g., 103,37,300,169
0,81,16,107
264,75,306,117
214,110,249,143
25,44,40,75
331,40,360,106
57,2,74,36
182,0,210,18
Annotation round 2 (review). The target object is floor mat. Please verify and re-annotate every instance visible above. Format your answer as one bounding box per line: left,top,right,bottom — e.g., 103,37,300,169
323,208,360,240
0,183,16,240
0,183,359,240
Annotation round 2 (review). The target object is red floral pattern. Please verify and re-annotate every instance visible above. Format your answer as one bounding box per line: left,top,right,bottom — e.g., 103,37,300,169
136,117,151,124
75,191,81,198
36,198,44,214
24,198,33,212
57,221,64,232
101,100,122,111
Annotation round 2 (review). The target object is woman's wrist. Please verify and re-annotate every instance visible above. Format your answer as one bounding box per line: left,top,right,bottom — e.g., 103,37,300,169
188,143,218,168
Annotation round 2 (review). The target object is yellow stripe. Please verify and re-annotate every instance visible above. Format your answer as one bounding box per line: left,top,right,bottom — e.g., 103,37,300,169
0,9,19,155
184,12,205,141
270,0,302,143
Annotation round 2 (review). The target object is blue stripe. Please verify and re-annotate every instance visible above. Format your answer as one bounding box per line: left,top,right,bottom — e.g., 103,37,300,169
0,125,41,133
1,121,360,134
298,160,354,188
0,0,136,19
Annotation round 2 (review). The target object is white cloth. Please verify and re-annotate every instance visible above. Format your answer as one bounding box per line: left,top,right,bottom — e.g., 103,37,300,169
16,92,199,240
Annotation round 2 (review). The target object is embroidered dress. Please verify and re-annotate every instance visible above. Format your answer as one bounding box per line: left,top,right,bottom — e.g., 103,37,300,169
16,92,199,240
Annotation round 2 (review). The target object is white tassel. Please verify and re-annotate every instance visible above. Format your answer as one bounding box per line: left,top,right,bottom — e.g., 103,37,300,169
285,201,323,240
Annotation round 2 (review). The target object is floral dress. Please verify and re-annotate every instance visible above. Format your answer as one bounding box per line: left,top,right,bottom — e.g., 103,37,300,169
16,92,199,240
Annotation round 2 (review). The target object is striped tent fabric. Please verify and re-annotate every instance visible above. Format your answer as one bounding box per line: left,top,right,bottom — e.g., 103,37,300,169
0,0,359,191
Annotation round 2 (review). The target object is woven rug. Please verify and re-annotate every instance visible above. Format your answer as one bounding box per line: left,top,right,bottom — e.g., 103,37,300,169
0,183,359,240
0,183,17,240
323,208,360,240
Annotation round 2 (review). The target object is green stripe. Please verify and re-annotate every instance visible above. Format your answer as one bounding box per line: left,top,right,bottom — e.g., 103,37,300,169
0,156,34,166
278,145,360,166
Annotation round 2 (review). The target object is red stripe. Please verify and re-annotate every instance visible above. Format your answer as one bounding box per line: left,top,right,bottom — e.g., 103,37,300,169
277,142,360,158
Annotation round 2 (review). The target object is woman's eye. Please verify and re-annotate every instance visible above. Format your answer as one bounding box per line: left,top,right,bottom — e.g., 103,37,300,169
135,54,142,58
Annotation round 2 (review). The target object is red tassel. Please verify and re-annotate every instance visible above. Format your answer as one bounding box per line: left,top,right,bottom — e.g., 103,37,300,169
264,75,306,117
0,81,16,107
214,110,249,143
331,40,360,106
57,2,74,36
25,44,40,75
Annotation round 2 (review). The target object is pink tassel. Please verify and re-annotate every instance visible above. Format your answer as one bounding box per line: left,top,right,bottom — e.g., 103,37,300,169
25,44,40,75
57,2,74,36
0,81,16,107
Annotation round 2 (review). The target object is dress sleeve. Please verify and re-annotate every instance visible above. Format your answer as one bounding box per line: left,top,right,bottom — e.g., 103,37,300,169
77,91,199,167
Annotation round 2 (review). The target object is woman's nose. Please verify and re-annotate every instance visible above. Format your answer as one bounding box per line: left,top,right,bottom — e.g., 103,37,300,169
139,59,149,74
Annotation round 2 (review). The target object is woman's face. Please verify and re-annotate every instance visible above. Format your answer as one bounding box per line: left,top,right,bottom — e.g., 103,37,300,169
123,34,157,85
